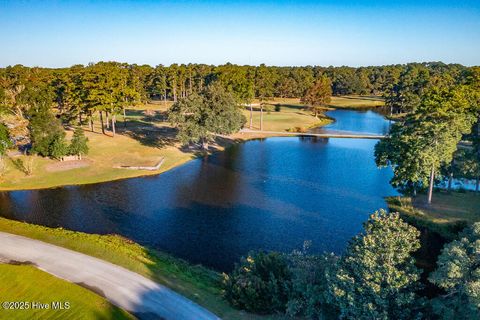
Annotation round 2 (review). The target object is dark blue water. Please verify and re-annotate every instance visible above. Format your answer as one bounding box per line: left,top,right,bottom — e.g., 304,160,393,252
0,110,397,271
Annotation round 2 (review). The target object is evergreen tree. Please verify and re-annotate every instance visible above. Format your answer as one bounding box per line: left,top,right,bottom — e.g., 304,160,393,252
49,133,68,160
375,84,477,203
29,104,65,157
301,75,332,118
223,251,291,314
69,127,89,159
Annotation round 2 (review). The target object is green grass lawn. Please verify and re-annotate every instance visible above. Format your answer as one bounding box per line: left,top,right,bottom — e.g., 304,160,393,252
327,95,384,108
242,103,331,132
0,217,275,320
387,191,480,239
252,96,384,109
0,264,133,320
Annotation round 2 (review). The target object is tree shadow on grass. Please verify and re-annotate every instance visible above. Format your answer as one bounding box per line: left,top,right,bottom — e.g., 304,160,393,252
125,109,167,123
116,119,177,149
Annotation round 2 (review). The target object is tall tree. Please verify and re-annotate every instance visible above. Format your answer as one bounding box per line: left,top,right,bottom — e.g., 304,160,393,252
255,64,276,130
383,64,431,114
168,82,246,149
28,103,66,158
301,75,332,118
69,126,89,159
376,84,477,203
328,210,423,320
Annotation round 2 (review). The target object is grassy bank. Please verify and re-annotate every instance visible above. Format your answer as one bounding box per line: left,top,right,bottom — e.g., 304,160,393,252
253,96,384,109
327,95,384,108
0,263,134,320
386,191,480,239
242,103,331,132
0,217,272,319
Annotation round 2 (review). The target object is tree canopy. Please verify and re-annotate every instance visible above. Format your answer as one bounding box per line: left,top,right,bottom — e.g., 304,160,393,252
328,210,423,320
301,75,332,118
429,222,480,319
375,84,478,201
168,82,246,149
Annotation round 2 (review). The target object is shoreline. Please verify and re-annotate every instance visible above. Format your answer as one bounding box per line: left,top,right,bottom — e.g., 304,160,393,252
0,128,328,192
0,96,383,192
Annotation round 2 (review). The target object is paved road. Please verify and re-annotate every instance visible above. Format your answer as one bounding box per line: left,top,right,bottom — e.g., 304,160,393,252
240,128,386,139
0,232,221,320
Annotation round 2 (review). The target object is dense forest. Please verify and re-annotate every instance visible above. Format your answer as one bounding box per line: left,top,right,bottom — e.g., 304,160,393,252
0,61,473,145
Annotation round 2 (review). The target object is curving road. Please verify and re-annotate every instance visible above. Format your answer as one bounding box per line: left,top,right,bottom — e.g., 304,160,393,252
0,232,221,320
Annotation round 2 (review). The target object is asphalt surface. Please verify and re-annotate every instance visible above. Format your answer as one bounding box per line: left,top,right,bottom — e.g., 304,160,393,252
0,232,221,320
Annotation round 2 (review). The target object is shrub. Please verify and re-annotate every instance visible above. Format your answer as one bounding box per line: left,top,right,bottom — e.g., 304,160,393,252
223,251,291,314
286,242,338,319
49,134,68,160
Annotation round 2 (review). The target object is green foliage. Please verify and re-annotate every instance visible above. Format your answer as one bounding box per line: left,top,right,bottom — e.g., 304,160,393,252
301,75,332,117
168,82,246,148
28,104,66,158
375,84,478,194
0,123,12,156
383,64,431,114
223,251,291,314
328,210,423,320
49,133,68,160
429,223,480,319
285,242,338,319
69,127,89,157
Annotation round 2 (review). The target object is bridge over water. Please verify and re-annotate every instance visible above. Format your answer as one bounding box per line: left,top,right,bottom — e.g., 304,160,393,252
240,129,386,139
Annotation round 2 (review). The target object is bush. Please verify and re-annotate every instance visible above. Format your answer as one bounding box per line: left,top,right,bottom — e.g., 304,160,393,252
223,251,291,314
286,242,338,319
49,134,68,160
274,105,281,112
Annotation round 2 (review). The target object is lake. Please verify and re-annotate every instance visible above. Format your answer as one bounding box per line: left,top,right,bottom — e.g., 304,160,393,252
0,109,397,271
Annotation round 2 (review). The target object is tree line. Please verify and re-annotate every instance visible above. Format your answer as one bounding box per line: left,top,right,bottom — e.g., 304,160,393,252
224,211,480,319
0,61,477,172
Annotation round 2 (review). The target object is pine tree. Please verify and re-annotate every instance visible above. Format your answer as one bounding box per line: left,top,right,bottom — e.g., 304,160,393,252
301,75,332,118
69,127,89,159
49,133,68,160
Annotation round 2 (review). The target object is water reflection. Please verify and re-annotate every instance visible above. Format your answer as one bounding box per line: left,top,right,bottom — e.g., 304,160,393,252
0,110,398,271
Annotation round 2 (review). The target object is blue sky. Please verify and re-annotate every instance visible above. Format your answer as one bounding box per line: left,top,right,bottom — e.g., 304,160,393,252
1,0,479,67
